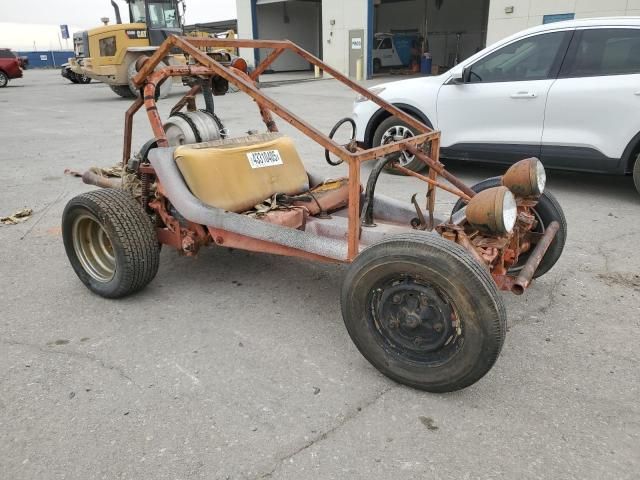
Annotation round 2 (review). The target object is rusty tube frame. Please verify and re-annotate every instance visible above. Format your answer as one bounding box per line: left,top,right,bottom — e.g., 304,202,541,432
127,35,444,260
124,36,540,265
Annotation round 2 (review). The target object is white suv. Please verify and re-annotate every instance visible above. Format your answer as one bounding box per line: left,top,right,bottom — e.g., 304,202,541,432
352,17,640,194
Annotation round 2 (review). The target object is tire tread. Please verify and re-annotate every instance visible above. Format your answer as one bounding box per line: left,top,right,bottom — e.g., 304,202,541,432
342,232,507,392
63,189,159,298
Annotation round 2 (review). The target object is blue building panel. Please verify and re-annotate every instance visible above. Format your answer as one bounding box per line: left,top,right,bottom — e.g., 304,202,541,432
16,50,74,68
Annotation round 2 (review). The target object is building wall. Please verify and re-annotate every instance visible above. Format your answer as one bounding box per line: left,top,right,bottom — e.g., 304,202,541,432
487,0,640,44
322,0,369,76
236,0,255,66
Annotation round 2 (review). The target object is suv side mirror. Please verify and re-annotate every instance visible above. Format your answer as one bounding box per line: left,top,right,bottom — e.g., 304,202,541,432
450,66,473,85
450,69,464,84
462,66,472,83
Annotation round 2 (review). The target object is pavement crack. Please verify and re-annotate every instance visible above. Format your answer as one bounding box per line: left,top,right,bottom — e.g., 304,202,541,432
1,338,142,389
255,384,394,479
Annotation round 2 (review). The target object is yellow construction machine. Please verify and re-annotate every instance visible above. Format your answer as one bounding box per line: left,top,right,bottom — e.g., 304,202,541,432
66,0,185,98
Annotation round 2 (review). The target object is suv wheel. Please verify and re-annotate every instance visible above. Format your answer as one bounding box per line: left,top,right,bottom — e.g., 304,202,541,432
0,72,8,88
634,154,640,195
373,116,427,173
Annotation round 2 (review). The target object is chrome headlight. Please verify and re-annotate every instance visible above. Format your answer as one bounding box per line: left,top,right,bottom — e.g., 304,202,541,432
355,86,386,103
502,157,546,197
466,186,517,235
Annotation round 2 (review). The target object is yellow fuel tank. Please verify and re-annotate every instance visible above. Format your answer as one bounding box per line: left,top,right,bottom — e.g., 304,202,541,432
174,133,309,213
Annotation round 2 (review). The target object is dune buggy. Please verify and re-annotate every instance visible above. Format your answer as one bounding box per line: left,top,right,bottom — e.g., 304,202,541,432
62,36,567,392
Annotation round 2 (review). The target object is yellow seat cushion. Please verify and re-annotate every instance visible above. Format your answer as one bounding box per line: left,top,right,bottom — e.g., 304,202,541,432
174,133,309,213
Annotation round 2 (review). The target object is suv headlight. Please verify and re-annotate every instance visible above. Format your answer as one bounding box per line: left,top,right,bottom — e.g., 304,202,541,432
466,186,517,235
355,86,386,103
502,157,546,197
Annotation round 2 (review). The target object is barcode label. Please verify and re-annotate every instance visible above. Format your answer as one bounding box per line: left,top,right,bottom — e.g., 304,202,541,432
247,150,284,169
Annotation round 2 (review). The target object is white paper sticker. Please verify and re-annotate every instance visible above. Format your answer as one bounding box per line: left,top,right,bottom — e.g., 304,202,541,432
351,38,362,50
247,149,283,169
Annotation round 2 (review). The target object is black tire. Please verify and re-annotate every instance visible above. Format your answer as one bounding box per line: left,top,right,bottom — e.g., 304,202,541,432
453,177,567,278
373,115,426,173
109,84,137,98
62,189,160,298
633,154,640,195
373,59,382,74
342,232,506,393
78,74,91,84
0,71,8,88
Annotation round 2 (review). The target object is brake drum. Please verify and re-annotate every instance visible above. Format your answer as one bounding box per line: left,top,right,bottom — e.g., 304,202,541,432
163,111,223,146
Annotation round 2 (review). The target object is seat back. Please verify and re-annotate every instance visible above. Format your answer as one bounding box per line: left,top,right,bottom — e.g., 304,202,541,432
174,133,309,213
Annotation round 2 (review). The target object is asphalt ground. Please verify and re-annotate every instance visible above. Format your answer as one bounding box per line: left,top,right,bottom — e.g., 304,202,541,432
1,69,639,480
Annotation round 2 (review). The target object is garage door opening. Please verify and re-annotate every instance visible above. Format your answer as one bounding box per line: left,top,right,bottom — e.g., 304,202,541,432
255,0,322,77
372,0,490,76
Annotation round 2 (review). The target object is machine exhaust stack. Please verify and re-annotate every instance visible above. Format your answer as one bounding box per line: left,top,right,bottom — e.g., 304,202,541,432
111,0,122,24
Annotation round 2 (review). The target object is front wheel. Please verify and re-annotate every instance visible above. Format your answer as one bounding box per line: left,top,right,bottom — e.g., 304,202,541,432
452,176,567,278
62,189,160,298
341,233,506,393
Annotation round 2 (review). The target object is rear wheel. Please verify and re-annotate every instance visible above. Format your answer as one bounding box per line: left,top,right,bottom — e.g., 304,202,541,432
342,233,506,392
373,59,382,74
110,84,136,98
452,177,567,278
62,189,160,298
0,72,8,88
373,116,426,173
633,154,640,195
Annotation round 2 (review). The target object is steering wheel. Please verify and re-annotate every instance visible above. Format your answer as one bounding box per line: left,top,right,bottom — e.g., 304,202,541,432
325,117,357,166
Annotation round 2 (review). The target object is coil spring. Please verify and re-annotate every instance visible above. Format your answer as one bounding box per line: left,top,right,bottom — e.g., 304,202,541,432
141,170,151,211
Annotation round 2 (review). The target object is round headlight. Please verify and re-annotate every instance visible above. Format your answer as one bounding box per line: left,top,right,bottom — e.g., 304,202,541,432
502,157,546,197
466,186,517,235
535,159,546,195
502,187,517,233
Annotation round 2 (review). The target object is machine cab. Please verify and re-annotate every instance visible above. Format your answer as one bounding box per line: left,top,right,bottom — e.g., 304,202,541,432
126,0,183,46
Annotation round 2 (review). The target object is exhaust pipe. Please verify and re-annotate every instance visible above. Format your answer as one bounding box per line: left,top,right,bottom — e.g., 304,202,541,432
82,170,121,189
512,221,560,295
111,0,122,24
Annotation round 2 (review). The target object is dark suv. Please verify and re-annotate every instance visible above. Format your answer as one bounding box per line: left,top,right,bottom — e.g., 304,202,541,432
0,48,24,87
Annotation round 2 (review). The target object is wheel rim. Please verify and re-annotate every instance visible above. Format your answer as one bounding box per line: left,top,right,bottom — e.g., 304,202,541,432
381,125,415,166
0,74,7,87
369,275,463,365
72,214,116,282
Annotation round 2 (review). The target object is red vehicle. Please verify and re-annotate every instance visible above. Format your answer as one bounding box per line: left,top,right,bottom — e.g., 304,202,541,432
0,48,24,87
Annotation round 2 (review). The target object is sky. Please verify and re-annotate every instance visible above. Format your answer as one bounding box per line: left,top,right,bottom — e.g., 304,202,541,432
1,0,237,50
